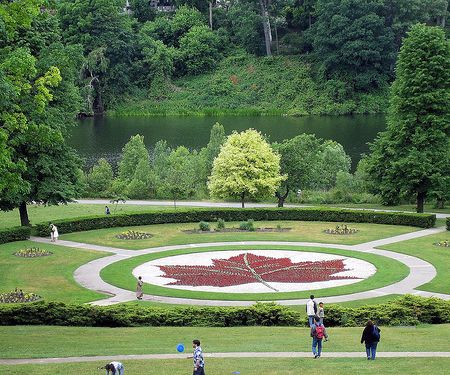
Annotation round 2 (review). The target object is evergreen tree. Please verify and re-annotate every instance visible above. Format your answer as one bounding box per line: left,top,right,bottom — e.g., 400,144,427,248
366,24,450,212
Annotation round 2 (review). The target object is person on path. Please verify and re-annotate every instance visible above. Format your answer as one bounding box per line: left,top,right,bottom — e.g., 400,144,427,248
306,294,318,327
105,205,111,215
136,276,143,300
361,320,381,360
311,316,328,359
101,361,124,375
50,224,58,242
318,302,325,324
192,339,205,375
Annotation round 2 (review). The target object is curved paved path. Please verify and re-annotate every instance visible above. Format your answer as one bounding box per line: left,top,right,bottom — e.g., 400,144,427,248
30,226,449,306
2,351,450,365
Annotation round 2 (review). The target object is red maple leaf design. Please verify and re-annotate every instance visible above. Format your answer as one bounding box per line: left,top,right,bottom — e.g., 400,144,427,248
157,253,357,291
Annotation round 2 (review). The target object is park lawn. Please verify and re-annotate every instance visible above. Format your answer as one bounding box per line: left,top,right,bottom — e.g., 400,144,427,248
0,325,449,359
0,203,173,229
101,244,408,301
315,203,450,215
2,358,450,375
61,221,418,250
379,233,450,295
0,241,107,303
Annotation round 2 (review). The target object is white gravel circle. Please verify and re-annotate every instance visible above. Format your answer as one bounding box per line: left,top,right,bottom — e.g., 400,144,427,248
132,250,377,293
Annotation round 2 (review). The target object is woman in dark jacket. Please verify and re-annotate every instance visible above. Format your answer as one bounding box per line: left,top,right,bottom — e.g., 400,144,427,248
361,320,381,360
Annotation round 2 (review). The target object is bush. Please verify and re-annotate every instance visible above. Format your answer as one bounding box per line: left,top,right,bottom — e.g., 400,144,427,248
33,207,436,237
0,296,448,327
216,218,225,230
239,219,255,231
447,217,450,231
199,221,210,231
0,226,31,245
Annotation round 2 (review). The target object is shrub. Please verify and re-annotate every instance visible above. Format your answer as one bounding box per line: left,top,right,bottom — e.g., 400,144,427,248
239,219,255,231
216,218,225,230
199,221,210,231
0,226,31,245
33,207,435,237
447,217,450,231
0,296,448,327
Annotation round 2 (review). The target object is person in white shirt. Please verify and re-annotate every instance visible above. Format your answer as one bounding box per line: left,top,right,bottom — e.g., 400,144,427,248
306,294,318,327
101,361,124,375
50,224,58,242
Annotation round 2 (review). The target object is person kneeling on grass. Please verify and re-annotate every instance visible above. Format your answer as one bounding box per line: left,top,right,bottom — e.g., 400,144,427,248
101,361,124,375
361,320,381,360
311,316,328,359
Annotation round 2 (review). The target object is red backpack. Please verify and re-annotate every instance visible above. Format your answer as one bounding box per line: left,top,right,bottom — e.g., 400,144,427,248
315,325,325,340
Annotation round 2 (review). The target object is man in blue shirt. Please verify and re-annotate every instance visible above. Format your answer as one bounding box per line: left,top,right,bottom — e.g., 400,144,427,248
192,339,205,375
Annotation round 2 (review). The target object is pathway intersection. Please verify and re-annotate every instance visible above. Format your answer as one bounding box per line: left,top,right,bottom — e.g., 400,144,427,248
30,226,449,306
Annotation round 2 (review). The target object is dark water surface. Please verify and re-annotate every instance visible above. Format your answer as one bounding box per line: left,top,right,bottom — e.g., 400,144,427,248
68,114,386,170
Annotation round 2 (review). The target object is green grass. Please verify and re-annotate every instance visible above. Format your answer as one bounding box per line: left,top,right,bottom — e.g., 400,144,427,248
313,203,450,215
111,55,388,116
61,220,418,250
380,233,450,294
1,325,449,358
3,358,450,375
101,244,408,301
0,203,173,229
0,241,107,303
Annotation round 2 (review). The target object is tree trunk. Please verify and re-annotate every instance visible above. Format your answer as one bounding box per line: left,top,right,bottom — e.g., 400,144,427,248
209,2,213,29
259,0,272,56
241,192,245,208
274,20,279,55
19,201,30,227
440,1,448,27
275,188,289,207
416,191,426,213
436,198,445,209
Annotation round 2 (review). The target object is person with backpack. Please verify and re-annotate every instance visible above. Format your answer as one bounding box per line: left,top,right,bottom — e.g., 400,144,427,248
361,320,381,360
311,316,328,358
306,295,318,327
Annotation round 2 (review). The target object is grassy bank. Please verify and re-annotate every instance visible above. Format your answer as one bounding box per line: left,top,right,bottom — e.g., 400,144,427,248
111,55,389,117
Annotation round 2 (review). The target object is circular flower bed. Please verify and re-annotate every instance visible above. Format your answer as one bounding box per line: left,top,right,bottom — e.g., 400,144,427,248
14,247,53,258
0,289,41,303
434,240,449,247
324,225,358,235
116,230,153,240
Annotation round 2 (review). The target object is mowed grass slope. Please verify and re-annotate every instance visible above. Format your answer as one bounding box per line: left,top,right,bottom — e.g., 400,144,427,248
3,358,450,375
0,241,107,303
61,221,418,250
1,325,449,358
380,233,450,294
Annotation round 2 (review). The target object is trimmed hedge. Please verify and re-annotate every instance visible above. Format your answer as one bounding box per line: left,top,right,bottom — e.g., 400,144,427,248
34,207,436,236
0,295,448,327
447,217,450,231
0,226,31,245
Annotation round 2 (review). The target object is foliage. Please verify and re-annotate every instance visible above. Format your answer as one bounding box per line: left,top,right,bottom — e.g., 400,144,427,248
0,290,40,304
0,296,448,327
311,0,395,91
198,221,210,231
117,134,149,183
366,24,450,212
216,218,226,230
447,217,450,231
239,219,255,231
0,226,31,245
84,159,114,198
209,129,285,207
33,207,436,237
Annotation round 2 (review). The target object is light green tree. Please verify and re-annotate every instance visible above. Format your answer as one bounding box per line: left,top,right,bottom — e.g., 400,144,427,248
117,134,149,183
366,24,450,212
208,129,285,207
85,158,114,197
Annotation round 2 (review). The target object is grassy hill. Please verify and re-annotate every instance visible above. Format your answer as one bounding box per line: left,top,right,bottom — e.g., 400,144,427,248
111,55,389,116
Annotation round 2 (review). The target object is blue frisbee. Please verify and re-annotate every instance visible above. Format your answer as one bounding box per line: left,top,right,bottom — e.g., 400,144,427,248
176,343,185,353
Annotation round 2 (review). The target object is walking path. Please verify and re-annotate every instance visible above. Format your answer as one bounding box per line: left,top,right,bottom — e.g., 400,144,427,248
30,225,449,306
2,351,450,365
76,199,450,219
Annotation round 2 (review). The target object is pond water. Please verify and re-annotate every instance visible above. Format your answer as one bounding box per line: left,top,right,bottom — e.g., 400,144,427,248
68,114,386,170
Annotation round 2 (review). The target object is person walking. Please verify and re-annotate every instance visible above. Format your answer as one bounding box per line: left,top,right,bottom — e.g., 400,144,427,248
105,206,111,215
361,320,381,360
50,224,58,242
311,316,328,359
306,294,318,327
136,276,143,300
101,361,124,375
192,339,205,375
318,302,325,324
